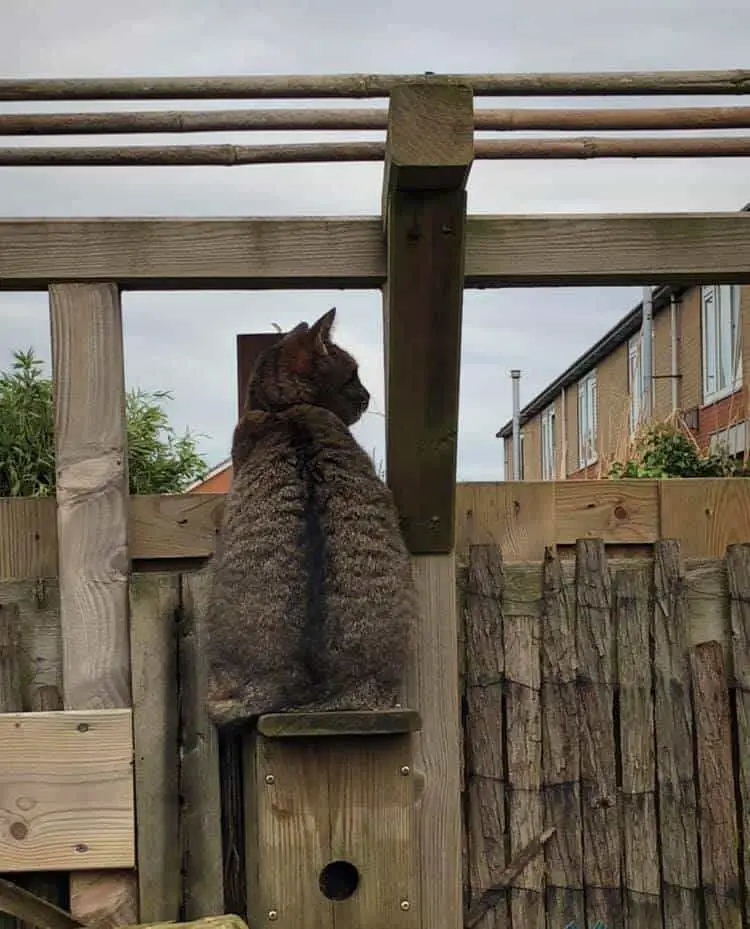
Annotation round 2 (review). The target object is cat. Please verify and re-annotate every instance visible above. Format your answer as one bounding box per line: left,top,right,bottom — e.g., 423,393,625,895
205,307,417,728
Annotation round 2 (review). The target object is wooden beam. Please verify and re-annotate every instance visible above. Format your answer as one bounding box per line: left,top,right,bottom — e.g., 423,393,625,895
381,82,470,929
0,709,135,872
464,212,750,285
49,283,137,928
1,69,748,101
0,218,385,292
382,83,473,553
2,212,750,292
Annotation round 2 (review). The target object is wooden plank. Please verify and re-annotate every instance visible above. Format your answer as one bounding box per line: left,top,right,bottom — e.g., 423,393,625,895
463,212,750,286
652,541,700,929
129,493,222,561
49,282,137,929
128,574,181,923
613,566,660,929
0,709,134,872
382,82,472,553
727,543,750,928
463,545,508,929
3,213,750,292
574,539,622,929
555,480,659,544
0,499,58,580
503,564,544,929
540,549,584,929
0,601,24,929
325,735,419,929
244,735,331,929
257,709,421,738
684,556,731,651
659,478,750,557
409,556,462,929
0,219,385,291
179,570,223,919
454,483,556,562
690,640,743,928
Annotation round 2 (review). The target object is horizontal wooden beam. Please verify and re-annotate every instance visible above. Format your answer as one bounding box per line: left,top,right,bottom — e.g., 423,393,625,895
1,212,749,291
0,709,135,872
0,70,748,101
0,218,385,291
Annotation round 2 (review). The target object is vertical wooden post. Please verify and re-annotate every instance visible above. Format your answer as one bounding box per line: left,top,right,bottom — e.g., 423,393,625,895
382,82,473,929
49,283,137,928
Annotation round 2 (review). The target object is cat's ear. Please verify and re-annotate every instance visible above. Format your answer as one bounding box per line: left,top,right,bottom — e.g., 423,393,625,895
310,307,336,347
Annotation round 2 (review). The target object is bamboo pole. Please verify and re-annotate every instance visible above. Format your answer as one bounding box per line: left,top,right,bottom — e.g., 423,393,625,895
2,135,750,167
4,104,750,136
0,69,748,101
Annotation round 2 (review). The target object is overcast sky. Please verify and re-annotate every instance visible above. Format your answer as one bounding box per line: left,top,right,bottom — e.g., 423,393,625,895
2,0,749,481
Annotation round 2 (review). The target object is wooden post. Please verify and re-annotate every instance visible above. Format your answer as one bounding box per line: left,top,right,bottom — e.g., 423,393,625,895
49,283,137,928
382,82,473,929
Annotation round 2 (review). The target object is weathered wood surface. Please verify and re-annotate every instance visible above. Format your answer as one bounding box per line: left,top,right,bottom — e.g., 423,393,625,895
382,83,472,554
652,541,700,929
49,282,137,929
6,480,750,578
574,540,622,929
128,575,181,923
178,570,223,919
691,640,742,928
463,545,508,929
540,550,583,928
257,708,421,738
727,543,750,923
503,564,544,929
614,566,659,929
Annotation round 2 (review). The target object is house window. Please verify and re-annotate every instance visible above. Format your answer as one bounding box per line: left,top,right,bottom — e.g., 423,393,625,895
702,284,741,403
578,370,597,468
541,404,556,480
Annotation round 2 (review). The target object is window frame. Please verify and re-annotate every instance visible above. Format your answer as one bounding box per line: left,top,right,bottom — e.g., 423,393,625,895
702,284,742,405
578,370,597,468
541,403,556,481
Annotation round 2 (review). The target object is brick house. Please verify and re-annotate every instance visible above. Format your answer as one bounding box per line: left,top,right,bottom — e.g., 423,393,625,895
496,211,750,480
186,456,232,493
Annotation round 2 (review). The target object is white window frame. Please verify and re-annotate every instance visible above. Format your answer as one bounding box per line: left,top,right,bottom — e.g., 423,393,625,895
541,404,556,481
702,284,742,404
578,370,597,468
628,334,643,434
518,430,525,480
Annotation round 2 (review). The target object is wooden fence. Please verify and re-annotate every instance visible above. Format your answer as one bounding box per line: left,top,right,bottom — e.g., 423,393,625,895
2,479,750,929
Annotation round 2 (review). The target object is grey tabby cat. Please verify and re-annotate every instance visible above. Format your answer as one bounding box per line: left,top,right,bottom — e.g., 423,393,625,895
205,307,417,727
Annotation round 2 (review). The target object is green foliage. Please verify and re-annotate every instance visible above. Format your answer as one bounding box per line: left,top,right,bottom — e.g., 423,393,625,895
0,348,209,497
609,420,747,480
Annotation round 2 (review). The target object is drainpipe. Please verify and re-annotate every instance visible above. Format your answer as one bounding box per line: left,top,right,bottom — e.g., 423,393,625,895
641,286,654,421
669,293,679,412
511,369,521,480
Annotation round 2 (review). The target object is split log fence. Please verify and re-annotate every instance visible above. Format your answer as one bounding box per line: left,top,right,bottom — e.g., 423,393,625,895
1,68,750,929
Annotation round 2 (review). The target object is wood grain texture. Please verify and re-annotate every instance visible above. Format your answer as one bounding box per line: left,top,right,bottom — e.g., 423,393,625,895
540,550,584,929
179,570,223,920
503,564,544,929
0,709,134,871
464,212,750,286
409,556,462,929
0,601,24,929
555,480,659,544
454,482,556,562
0,219,385,291
727,543,750,928
382,84,472,553
128,574,180,923
49,282,136,928
257,709,421,738
614,566,660,929
652,542,700,929
691,640,743,928
5,480,750,578
684,557,730,651
575,539,622,929
463,545,508,929
660,478,750,557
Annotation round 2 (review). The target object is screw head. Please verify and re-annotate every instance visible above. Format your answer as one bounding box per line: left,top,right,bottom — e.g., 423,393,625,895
400,765,411,776
400,900,411,911
265,774,275,785
267,910,278,921
77,723,89,733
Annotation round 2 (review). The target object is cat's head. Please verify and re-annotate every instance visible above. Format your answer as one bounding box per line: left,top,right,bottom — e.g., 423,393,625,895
247,307,370,426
